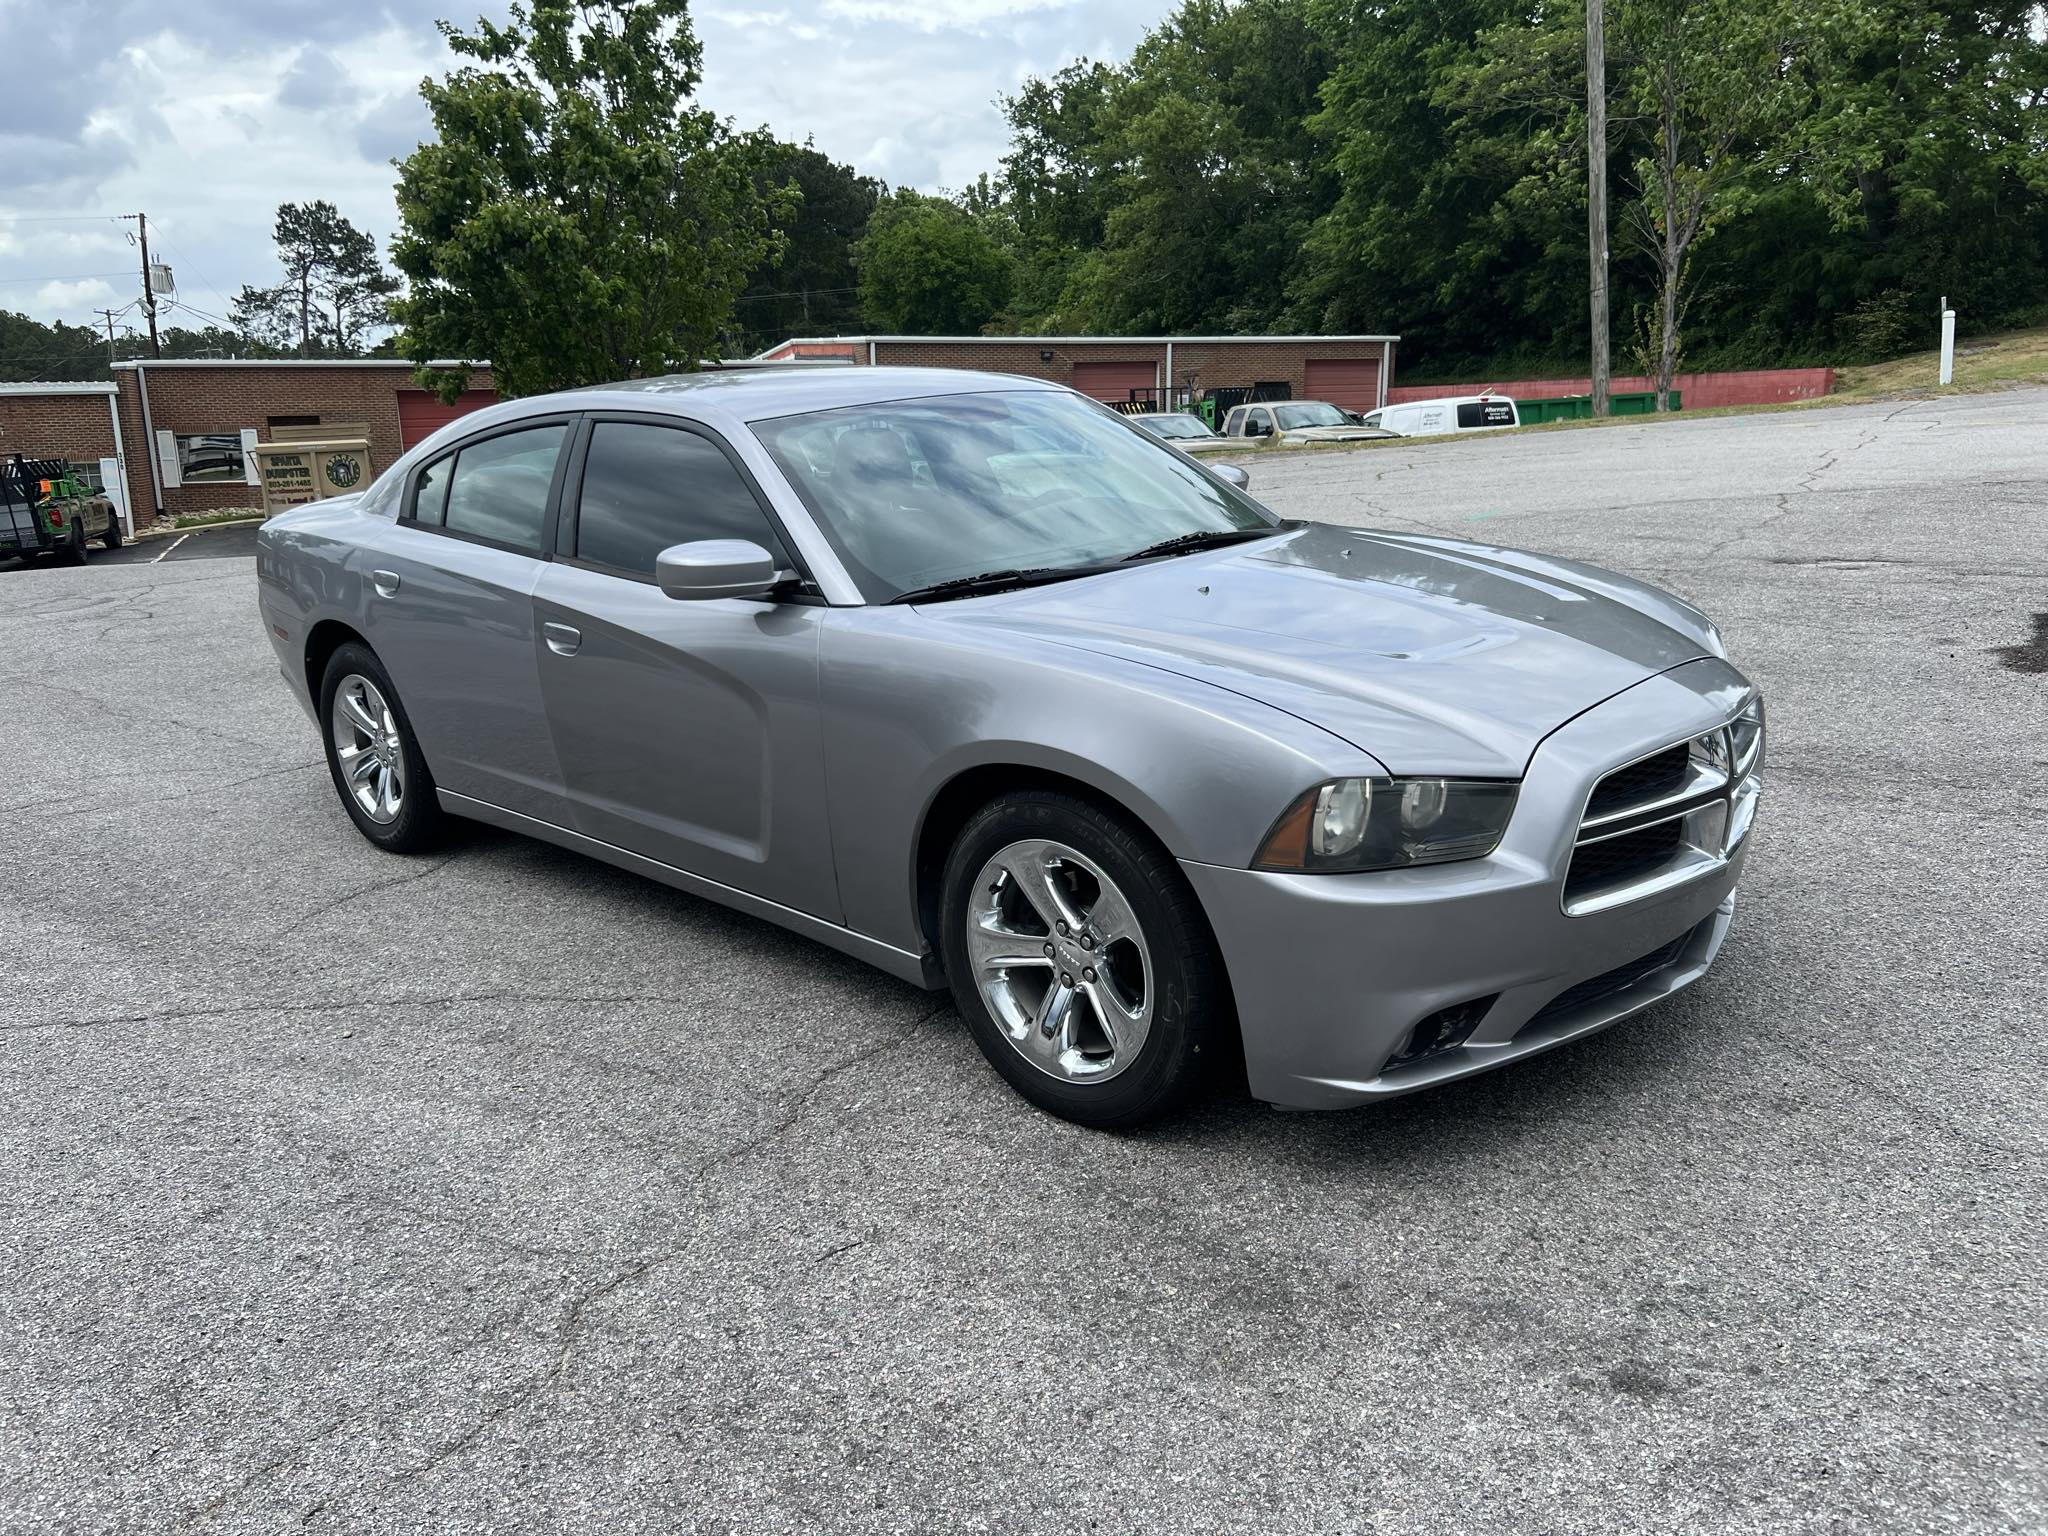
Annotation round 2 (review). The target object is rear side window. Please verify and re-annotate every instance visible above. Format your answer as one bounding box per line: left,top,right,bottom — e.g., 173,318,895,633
442,424,567,553
411,455,453,526
1458,400,1517,429
574,421,790,579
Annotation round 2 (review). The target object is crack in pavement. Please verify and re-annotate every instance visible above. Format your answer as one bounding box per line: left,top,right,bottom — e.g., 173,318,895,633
376,998,955,1495
171,1416,352,1531
285,853,464,930
4,986,749,1035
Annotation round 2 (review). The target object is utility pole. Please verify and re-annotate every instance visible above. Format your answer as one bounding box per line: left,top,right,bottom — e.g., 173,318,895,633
1586,0,1610,418
94,307,120,367
127,212,161,358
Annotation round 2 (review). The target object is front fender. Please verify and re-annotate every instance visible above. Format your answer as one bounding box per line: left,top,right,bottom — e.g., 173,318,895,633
820,607,1376,956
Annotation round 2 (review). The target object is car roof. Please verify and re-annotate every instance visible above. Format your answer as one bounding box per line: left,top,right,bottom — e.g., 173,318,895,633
377,365,1083,487
565,365,1066,424
1389,394,1507,408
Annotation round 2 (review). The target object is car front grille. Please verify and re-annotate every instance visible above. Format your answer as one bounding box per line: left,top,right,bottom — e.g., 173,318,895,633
1563,701,1763,916
1563,818,1685,900
1583,744,1688,821
1518,924,1701,1036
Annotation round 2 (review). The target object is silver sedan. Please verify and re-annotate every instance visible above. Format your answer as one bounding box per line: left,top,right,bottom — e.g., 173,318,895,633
257,367,1763,1127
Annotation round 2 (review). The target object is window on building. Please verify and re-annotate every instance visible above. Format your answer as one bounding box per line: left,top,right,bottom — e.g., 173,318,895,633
267,415,319,430
573,422,789,578
174,433,245,483
441,424,566,553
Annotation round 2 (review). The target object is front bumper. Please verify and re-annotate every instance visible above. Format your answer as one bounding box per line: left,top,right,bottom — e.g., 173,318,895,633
1184,658,1758,1110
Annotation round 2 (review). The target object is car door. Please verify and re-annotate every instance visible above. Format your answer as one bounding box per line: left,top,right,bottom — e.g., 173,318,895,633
531,413,839,921
357,416,573,824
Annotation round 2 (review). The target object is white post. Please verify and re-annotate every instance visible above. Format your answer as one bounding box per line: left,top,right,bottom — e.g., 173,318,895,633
1938,307,1956,386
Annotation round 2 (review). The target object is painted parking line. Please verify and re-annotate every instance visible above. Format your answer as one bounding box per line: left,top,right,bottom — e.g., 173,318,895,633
151,534,192,563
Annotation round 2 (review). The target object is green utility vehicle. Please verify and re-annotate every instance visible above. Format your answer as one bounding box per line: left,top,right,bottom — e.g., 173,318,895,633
1,455,123,565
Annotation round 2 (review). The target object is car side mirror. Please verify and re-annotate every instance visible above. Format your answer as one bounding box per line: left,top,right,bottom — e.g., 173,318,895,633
654,538,782,601
1213,463,1251,491
1246,421,1269,437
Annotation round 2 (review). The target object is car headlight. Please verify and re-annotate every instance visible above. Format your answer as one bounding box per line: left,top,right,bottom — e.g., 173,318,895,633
1253,777,1519,873
1728,694,1765,777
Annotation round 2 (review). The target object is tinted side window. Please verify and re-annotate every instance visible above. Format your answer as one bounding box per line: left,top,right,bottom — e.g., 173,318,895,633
412,455,453,525
1457,400,1516,429
575,422,789,577
442,425,566,552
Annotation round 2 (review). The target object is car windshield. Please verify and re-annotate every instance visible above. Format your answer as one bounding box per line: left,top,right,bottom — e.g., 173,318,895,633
1137,414,1214,439
1273,402,1352,430
751,390,1277,601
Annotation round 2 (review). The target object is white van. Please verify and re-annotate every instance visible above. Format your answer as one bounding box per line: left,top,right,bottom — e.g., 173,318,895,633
1362,395,1520,438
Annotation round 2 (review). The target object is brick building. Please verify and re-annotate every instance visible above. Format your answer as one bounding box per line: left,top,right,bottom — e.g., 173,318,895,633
0,380,126,506
3,336,1399,536
0,360,498,534
753,334,1401,415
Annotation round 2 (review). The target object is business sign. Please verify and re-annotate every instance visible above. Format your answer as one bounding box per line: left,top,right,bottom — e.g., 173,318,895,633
252,438,372,516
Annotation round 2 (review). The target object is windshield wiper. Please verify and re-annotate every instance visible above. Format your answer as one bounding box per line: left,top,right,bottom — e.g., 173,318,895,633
1118,527,1279,563
887,566,1099,605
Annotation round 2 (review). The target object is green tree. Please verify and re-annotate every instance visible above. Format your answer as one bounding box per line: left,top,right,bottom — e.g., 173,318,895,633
854,191,1011,334
1610,0,1815,403
390,0,787,398
1796,0,2048,341
732,140,882,349
232,200,396,356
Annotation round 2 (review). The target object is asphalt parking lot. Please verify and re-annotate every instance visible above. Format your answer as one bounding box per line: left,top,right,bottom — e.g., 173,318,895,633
0,517,260,573
2,391,2042,1533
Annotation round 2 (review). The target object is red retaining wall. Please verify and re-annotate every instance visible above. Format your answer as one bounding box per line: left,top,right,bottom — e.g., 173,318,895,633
1386,367,1834,410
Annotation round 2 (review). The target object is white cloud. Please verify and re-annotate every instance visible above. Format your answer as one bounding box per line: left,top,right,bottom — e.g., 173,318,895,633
0,0,1164,339
817,0,1081,27
35,277,115,311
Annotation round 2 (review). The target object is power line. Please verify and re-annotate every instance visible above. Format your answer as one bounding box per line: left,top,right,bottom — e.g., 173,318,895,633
0,213,127,224
149,231,239,321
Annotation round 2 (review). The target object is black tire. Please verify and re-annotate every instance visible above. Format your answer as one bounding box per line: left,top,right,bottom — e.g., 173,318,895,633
938,789,1232,1129
100,513,122,549
61,519,89,566
317,641,445,853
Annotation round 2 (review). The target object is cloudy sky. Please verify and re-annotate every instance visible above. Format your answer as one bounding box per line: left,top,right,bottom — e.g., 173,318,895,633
0,0,1157,342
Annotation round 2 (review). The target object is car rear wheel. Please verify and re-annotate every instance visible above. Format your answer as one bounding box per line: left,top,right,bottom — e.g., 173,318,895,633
939,790,1231,1128
62,519,89,566
318,642,444,853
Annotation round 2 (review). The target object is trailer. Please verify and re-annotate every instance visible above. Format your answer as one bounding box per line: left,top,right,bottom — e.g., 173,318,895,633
1,455,122,565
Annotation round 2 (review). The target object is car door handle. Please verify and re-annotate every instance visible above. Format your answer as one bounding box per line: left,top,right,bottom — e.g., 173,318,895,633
371,569,400,598
543,622,582,657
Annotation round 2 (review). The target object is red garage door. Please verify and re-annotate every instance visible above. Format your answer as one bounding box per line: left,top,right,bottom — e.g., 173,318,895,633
1304,358,1382,414
1070,360,1160,406
397,388,498,450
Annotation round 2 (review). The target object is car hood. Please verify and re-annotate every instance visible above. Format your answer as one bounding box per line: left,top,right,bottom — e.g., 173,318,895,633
935,522,1713,777
1280,425,1391,443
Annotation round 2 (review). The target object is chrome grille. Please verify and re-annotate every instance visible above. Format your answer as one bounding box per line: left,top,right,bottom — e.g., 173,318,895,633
1564,698,1764,916
1583,744,1688,822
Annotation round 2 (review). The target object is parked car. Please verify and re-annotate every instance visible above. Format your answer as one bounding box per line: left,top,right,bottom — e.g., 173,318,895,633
1131,411,1243,456
1,455,122,566
1219,400,1395,445
1364,395,1521,438
258,367,1762,1128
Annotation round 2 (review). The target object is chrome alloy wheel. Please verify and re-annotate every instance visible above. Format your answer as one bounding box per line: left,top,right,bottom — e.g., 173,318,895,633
330,673,405,825
966,838,1154,1083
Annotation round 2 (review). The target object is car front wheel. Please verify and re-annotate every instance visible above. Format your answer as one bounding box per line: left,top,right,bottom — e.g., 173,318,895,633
318,642,444,853
939,790,1232,1128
